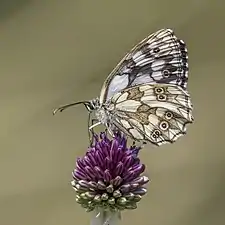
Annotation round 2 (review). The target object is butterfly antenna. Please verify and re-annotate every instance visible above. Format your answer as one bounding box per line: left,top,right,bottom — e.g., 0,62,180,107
52,101,90,115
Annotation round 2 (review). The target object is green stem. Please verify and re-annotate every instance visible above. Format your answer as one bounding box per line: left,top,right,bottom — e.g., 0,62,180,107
90,208,121,225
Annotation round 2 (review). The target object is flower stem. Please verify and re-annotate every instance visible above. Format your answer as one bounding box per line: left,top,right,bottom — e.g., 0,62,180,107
90,208,121,225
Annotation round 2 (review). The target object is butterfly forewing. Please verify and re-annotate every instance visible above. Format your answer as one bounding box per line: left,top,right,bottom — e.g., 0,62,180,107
99,29,188,104
107,83,193,146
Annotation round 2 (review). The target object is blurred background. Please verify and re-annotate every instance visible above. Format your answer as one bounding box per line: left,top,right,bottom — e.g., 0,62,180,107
0,0,225,225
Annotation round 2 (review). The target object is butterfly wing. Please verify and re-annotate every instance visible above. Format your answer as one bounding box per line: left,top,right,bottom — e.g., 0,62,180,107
99,29,188,104
106,83,193,146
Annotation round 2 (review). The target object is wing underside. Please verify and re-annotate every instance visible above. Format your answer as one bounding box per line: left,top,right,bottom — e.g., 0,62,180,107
107,83,193,146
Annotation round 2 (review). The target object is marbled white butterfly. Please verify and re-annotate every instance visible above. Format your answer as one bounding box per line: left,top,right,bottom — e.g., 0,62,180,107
53,28,193,146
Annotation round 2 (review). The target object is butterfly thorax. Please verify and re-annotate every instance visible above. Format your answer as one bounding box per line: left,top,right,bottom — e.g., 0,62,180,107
95,108,110,125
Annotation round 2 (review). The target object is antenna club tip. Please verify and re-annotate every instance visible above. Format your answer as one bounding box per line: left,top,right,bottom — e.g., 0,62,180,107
52,101,86,115
52,109,59,115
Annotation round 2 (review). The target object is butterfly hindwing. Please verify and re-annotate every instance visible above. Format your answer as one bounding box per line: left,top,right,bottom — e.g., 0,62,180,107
107,83,193,146
100,29,188,104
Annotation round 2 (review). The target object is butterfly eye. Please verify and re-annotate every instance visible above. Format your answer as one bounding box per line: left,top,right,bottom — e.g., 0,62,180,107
157,94,167,101
165,111,173,120
85,102,95,111
153,47,160,53
155,87,164,94
163,69,170,77
159,121,169,131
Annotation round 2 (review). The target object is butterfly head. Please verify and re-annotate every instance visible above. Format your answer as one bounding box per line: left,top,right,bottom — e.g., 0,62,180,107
84,98,100,112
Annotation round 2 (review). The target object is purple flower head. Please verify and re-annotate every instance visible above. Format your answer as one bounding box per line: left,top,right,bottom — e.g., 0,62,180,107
71,131,150,212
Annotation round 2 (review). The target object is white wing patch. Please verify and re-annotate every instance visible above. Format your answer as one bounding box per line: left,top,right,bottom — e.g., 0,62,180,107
107,83,193,146
105,75,129,100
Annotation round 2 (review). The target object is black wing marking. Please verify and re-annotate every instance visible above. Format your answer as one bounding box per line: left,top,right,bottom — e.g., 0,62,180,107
100,29,188,103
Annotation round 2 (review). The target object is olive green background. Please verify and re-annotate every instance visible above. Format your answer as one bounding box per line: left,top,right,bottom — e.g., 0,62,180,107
0,0,225,225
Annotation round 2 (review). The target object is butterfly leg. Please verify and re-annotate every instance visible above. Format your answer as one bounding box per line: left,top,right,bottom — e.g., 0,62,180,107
87,113,99,145
132,140,147,148
140,141,147,148
106,125,116,138
88,121,101,144
89,121,101,130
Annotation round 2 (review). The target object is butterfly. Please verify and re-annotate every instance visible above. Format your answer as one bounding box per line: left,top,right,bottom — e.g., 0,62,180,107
53,28,193,146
